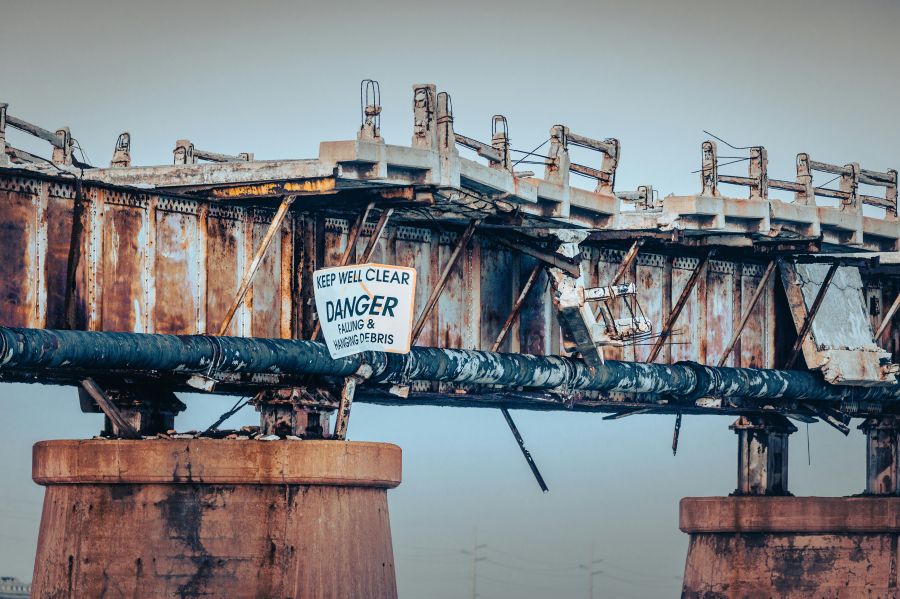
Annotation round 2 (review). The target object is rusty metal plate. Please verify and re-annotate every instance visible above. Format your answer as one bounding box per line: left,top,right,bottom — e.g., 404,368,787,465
250,214,282,338
671,260,700,364
45,194,75,329
705,263,734,369
206,215,243,336
739,268,768,369
0,190,38,328
154,209,201,334
101,203,147,332
479,239,514,351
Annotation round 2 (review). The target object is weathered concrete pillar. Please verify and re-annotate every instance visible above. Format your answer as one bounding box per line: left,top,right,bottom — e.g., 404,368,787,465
681,415,900,597
680,496,900,597
860,415,900,495
730,414,796,496
31,439,401,599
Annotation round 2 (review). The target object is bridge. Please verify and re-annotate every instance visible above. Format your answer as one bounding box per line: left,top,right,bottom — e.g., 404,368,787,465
2,81,900,597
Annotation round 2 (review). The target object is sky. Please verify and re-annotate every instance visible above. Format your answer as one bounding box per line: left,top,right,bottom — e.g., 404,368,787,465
0,0,898,597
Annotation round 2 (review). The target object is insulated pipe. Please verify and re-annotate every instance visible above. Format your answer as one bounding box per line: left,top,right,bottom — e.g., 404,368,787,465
1,327,899,404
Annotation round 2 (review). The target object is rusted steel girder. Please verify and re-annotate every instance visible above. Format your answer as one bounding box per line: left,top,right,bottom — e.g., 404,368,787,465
646,249,715,363
3,327,900,405
716,259,777,368
218,194,296,336
410,218,481,343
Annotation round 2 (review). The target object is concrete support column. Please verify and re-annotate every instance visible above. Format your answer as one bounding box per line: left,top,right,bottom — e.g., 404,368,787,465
860,415,900,495
680,497,900,597
31,439,401,599
730,414,797,496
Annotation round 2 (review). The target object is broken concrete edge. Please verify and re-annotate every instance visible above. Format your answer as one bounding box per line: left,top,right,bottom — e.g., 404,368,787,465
32,439,401,488
680,496,900,533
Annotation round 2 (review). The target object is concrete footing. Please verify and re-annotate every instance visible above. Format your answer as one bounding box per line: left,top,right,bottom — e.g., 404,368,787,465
30,439,402,599
681,496,900,598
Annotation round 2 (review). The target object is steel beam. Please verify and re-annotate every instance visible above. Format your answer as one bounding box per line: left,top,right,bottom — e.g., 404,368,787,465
360,208,394,263
310,201,376,340
411,219,480,343
647,250,714,363
217,195,296,336
716,260,776,367
491,262,549,492
491,262,543,352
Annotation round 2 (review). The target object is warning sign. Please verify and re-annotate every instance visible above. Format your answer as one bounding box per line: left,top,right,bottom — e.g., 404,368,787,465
313,263,417,359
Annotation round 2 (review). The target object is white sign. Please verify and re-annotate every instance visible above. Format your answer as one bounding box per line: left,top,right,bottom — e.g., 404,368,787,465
313,263,417,358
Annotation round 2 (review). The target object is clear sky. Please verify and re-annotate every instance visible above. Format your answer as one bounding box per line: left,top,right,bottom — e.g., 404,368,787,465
1,0,898,597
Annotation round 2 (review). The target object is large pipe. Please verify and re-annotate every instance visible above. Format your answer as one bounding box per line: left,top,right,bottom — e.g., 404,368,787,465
0,327,899,404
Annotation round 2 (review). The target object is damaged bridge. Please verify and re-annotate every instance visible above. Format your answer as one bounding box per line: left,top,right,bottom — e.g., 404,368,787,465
4,81,900,597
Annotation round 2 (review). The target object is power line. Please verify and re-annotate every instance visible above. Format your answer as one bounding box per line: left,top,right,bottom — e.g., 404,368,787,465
460,528,487,599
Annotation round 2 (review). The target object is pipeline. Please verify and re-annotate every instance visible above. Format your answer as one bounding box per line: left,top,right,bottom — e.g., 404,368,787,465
0,326,899,404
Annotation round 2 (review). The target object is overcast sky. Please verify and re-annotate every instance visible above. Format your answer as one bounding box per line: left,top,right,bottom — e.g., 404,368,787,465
1,0,898,597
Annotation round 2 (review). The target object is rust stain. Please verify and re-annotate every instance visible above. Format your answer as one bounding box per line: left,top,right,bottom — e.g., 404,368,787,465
208,178,335,199
45,195,75,329
706,268,733,366
741,273,766,368
479,240,514,351
250,217,281,338
101,204,145,333
205,216,241,335
154,210,200,334
0,191,35,327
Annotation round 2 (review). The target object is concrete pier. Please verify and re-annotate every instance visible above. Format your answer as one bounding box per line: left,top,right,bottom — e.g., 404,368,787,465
30,439,401,599
680,496,900,598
